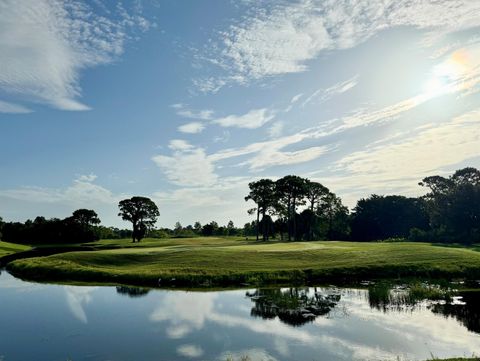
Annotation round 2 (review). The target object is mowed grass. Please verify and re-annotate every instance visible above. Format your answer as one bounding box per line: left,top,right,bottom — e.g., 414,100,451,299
8,237,480,287
0,241,30,258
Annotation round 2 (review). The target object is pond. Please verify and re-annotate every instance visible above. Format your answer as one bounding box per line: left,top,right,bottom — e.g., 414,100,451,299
0,271,479,361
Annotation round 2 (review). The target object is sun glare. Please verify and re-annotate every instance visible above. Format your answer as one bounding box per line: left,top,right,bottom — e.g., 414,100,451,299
422,49,469,98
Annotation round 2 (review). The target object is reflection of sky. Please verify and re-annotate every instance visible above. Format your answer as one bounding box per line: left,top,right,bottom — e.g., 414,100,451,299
1,271,480,361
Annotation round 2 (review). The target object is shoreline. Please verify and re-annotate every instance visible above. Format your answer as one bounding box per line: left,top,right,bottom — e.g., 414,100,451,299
5,238,480,289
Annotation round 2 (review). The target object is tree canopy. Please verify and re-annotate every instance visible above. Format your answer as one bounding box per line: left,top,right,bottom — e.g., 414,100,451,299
118,196,160,242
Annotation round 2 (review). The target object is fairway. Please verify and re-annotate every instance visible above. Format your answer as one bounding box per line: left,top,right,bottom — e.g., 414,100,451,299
7,238,480,287
0,241,30,258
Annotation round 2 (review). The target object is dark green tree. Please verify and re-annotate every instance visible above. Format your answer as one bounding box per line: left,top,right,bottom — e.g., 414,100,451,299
193,221,202,234
276,176,308,241
118,196,160,243
318,192,350,240
71,209,101,228
245,179,277,241
351,195,428,241
420,167,480,243
305,180,329,240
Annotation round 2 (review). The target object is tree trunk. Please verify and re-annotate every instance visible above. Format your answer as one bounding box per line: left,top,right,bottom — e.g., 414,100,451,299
256,208,260,241
132,222,137,243
287,198,292,241
292,197,297,241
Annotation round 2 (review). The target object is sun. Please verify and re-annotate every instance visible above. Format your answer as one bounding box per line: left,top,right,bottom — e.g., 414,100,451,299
422,49,469,98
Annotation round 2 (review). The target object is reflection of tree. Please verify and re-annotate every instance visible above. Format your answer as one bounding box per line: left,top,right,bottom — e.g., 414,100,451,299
367,283,411,312
246,288,340,327
431,292,480,334
368,282,451,312
116,286,150,298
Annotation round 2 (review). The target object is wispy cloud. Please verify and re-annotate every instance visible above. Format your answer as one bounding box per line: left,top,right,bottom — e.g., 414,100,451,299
0,0,151,111
301,75,358,107
172,103,215,120
330,109,480,204
267,121,284,138
0,173,115,204
199,0,480,91
210,132,331,171
212,108,274,129
0,100,31,114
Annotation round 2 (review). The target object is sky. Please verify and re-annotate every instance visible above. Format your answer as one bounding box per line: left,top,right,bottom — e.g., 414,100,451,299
0,0,479,228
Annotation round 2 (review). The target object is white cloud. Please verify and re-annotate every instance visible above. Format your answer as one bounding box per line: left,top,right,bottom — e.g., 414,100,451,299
178,122,206,134
0,174,115,205
0,0,150,111
0,100,31,114
267,121,284,138
212,108,274,129
201,0,480,89
153,142,218,187
241,145,330,171
151,176,253,226
168,139,195,151
0,174,125,226
331,109,480,204
290,93,303,104
77,173,98,182
177,345,204,358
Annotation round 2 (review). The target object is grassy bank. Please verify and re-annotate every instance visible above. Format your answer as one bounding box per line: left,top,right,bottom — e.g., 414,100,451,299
7,238,480,287
0,241,30,258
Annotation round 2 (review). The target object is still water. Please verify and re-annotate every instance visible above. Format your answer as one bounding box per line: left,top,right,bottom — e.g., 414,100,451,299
0,271,479,361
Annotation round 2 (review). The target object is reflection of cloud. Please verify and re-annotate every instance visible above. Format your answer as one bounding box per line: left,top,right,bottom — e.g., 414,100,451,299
65,286,98,323
218,348,278,361
147,287,480,360
150,292,217,338
340,290,480,356
177,344,204,358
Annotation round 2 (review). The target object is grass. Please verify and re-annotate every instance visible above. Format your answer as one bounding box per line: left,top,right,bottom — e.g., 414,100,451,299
0,241,30,258
7,237,480,287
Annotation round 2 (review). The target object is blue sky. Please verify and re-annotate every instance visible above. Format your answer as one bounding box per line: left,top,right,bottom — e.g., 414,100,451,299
1,0,479,228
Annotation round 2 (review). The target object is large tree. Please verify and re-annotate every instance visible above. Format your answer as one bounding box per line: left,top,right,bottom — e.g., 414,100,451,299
71,209,101,229
276,175,308,241
245,179,277,241
118,196,160,242
420,167,480,243
305,180,329,240
317,192,350,240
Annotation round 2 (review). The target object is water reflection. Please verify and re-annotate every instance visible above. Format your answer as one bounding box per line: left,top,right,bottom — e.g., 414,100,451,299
116,286,150,298
246,287,340,326
367,282,452,312
1,270,480,361
431,292,480,333
65,286,98,323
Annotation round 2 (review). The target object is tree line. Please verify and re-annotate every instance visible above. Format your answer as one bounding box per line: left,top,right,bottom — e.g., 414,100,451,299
245,168,480,244
0,167,478,245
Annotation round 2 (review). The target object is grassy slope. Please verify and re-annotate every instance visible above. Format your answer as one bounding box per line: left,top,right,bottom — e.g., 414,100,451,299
0,241,30,258
8,237,480,287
